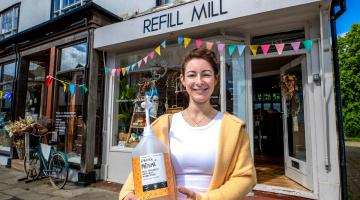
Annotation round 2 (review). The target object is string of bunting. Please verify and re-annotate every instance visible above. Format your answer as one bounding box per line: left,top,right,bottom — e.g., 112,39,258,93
0,91,12,100
45,75,88,95
104,36,317,77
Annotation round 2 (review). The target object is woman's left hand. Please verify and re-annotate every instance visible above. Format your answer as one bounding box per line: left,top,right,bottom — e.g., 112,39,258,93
178,187,196,200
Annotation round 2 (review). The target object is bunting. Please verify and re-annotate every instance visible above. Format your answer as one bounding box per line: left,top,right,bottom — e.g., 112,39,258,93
0,91,13,100
195,39,204,48
275,43,285,55
184,37,191,48
249,45,258,56
103,36,317,77
206,42,214,50
44,75,88,95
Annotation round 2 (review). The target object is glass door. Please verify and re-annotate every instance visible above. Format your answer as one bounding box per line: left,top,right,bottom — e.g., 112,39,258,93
280,56,313,190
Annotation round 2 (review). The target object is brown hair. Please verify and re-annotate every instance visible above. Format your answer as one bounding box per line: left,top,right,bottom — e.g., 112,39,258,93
181,48,219,75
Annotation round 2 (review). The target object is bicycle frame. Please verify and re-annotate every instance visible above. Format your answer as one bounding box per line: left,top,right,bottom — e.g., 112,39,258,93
30,136,69,177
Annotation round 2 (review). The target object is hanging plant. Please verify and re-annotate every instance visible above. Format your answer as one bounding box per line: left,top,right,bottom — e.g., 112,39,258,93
280,74,298,99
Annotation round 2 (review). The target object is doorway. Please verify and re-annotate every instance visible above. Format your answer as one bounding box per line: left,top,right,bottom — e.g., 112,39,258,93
252,55,311,192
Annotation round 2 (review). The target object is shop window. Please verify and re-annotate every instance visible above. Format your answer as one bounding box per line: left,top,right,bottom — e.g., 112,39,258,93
53,0,85,17
25,61,47,122
53,42,95,164
0,4,19,40
112,41,222,149
225,43,246,120
0,62,17,152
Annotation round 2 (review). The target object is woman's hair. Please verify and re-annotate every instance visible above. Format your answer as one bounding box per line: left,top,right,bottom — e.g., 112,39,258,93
181,48,219,75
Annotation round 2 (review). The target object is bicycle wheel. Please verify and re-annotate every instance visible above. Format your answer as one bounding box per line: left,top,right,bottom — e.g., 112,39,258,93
49,153,68,189
23,153,42,180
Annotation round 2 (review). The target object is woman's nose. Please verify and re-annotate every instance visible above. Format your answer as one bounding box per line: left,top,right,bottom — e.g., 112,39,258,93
195,75,203,85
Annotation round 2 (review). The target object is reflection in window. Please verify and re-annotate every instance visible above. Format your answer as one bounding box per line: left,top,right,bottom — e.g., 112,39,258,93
0,61,17,152
0,4,19,40
26,61,47,122
226,45,246,120
53,0,83,17
59,42,87,72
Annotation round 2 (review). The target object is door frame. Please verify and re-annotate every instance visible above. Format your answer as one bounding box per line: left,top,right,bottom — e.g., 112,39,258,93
279,55,313,190
249,50,317,199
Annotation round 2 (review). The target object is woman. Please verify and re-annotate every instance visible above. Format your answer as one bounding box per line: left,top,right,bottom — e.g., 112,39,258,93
120,48,256,200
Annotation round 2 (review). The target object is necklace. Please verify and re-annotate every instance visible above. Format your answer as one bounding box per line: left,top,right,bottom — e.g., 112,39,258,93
185,108,214,127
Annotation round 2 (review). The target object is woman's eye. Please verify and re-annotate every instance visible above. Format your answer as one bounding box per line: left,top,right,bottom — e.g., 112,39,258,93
187,74,196,78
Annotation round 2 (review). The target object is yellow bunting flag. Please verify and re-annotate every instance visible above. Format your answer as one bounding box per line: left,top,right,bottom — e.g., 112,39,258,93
155,46,161,56
63,83,67,93
122,67,126,76
249,45,259,56
184,37,191,48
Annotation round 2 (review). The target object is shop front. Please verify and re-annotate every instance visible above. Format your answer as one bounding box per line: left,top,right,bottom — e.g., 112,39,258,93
95,0,340,199
0,3,120,185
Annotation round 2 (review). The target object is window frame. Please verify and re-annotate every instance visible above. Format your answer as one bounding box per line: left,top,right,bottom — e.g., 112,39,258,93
0,3,20,40
52,0,85,18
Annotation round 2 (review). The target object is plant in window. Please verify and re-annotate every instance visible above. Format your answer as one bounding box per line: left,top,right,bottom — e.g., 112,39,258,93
117,78,136,129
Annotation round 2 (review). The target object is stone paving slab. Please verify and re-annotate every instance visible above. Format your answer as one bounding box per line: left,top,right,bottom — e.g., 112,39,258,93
0,166,118,200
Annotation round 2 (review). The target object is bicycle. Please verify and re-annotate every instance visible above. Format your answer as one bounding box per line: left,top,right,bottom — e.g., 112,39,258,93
23,125,69,189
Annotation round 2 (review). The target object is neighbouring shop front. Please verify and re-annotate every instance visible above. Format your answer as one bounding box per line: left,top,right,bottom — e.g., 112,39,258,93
95,0,341,199
0,3,120,185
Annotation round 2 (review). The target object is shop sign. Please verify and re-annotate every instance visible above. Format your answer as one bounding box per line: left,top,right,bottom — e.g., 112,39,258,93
143,0,228,33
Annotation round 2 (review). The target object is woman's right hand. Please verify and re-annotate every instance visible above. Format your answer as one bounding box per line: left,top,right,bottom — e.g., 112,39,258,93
124,192,139,200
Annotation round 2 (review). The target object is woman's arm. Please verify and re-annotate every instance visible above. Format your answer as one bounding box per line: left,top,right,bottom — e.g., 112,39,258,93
198,128,257,200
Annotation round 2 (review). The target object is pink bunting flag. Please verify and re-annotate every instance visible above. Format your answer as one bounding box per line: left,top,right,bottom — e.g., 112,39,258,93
116,68,121,76
149,51,155,59
291,41,301,52
275,43,285,55
261,44,271,56
111,69,116,76
206,42,214,50
143,56,148,64
137,60,142,68
195,39,204,48
217,43,225,53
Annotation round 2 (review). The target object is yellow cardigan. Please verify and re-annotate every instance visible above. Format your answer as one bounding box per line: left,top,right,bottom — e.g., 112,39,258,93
119,112,257,200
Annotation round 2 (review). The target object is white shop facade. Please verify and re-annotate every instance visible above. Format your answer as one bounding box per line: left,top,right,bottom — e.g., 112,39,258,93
94,0,340,199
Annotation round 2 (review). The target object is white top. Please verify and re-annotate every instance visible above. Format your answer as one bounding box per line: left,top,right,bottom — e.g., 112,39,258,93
169,111,223,199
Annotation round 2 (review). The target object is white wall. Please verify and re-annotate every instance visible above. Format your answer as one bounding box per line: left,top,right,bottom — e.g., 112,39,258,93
18,0,51,31
0,0,20,11
93,0,155,18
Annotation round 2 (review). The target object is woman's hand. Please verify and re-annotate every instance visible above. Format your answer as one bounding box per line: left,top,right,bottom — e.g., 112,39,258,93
178,187,196,200
123,192,139,200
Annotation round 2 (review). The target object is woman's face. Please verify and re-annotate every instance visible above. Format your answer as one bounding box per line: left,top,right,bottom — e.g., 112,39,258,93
180,58,218,104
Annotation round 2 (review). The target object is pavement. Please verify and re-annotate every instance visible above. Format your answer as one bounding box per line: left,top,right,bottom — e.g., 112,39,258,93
0,166,119,200
346,141,360,200
2,141,358,200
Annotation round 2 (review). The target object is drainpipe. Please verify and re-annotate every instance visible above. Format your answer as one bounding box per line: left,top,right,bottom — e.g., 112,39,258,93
330,0,347,199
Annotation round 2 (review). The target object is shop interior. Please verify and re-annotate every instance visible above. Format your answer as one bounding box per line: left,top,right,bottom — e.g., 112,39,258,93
252,55,308,191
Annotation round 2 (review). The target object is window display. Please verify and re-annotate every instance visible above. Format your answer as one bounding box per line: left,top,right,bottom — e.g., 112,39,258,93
0,62,16,152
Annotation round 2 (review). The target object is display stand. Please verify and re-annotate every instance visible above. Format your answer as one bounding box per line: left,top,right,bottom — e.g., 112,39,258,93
126,99,146,147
